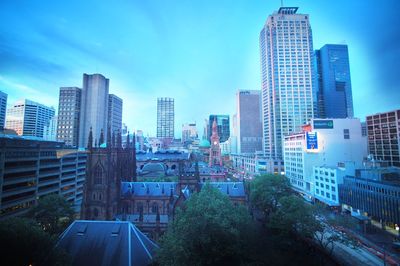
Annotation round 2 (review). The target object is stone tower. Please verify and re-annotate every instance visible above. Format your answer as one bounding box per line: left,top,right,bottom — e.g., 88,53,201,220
209,118,222,166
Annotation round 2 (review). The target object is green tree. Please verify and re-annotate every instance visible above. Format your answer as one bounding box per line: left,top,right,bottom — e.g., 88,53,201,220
249,174,291,220
0,217,70,266
156,184,255,266
28,194,75,235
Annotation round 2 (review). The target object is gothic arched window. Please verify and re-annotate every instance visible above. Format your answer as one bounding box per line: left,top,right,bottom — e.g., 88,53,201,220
93,208,99,217
137,202,144,213
94,165,103,185
151,202,159,213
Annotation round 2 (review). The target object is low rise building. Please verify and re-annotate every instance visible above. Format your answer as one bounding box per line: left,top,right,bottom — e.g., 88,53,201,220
230,153,271,178
283,118,367,197
0,135,87,218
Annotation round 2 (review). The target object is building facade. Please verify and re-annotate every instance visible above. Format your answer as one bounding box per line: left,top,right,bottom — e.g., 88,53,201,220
283,118,367,197
57,87,82,147
0,91,7,130
208,115,230,143
6,99,55,138
181,122,198,143
209,119,222,167
0,135,86,218
235,90,263,153
260,7,315,164
43,115,58,141
230,152,270,178
108,94,123,134
157,98,174,139
366,109,400,167
315,44,353,118
79,73,110,148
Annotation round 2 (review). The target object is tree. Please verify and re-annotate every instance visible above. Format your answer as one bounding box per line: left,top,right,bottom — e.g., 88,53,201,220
0,217,70,266
156,184,255,266
249,174,291,221
28,194,75,235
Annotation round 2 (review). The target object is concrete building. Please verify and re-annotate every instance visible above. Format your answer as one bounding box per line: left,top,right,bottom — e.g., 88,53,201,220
0,91,7,130
181,122,198,143
283,118,367,197
235,90,263,153
108,94,123,134
43,115,58,141
260,7,315,168
0,135,87,218
5,99,55,138
157,98,174,139
57,87,82,147
208,115,230,143
79,74,110,148
315,44,353,118
366,109,400,167
339,167,400,232
230,152,269,178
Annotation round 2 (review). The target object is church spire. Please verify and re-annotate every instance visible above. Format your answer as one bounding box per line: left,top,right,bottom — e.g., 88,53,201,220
87,127,93,149
107,125,111,148
99,128,104,146
126,131,130,149
117,129,122,148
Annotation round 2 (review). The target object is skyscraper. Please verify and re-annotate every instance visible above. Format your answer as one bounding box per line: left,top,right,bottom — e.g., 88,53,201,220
235,90,263,153
79,74,109,147
108,94,123,134
208,115,230,143
315,44,353,118
57,87,82,147
157,97,174,139
0,91,7,130
260,7,315,162
5,99,55,138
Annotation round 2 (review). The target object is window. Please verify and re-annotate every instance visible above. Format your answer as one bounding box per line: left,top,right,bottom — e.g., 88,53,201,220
151,203,159,213
94,166,103,185
332,195,337,201
344,129,350,139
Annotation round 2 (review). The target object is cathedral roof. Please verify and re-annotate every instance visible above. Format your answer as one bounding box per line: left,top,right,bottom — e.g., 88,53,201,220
202,182,246,198
141,162,166,173
121,182,178,197
57,220,158,266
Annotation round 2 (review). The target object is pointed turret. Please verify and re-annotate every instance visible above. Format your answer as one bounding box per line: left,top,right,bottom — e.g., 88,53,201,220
126,131,130,149
99,128,104,146
117,129,122,148
107,125,111,148
112,131,116,148
87,127,93,149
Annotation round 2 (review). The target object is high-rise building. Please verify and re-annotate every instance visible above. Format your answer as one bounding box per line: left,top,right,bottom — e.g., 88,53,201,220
156,97,174,139
208,115,230,143
315,44,353,118
108,94,123,134
366,109,400,167
260,7,315,162
0,91,7,130
57,87,82,147
79,74,109,148
44,115,58,141
5,99,55,138
182,123,198,143
235,90,263,153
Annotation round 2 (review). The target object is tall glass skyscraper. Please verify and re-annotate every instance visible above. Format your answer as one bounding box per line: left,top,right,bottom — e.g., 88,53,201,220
315,44,354,118
108,94,123,135
260,7,315,162
157,97,174,139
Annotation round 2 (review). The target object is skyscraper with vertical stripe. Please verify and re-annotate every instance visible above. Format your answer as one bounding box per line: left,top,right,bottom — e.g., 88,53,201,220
260,7,315,166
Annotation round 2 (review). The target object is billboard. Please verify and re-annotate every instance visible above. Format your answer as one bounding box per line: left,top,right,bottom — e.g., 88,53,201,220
313,120,333,129
306,132,318,151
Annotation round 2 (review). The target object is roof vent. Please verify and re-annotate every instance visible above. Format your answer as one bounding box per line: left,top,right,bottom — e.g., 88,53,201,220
77,224,87,235
111,224,121,236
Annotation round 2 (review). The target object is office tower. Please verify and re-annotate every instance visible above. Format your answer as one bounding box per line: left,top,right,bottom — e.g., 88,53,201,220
235,90,263,153
260,7,315,162
5,99,55,138
79,74,109,147
208,115,230,143
0,136,87,217
182,123,198,143
43,115,58,141
0,91,7,130
57,87,82,147
157,97,174,139
315,44,353,118
366,109,400,167
108,94,123,134
203,119,209,140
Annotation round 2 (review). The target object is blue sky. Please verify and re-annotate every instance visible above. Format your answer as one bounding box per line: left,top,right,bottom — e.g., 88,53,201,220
1,0,399,137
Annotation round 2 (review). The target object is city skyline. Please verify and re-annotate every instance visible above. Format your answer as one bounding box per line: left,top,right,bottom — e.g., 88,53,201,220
1,0,400,137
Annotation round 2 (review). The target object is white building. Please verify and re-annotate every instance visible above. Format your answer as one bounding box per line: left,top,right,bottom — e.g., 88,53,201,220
230,152,269,178
260,7,315,172
181,122,198,143
44,115,58,141
6,99,55,138
283,118,367,200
